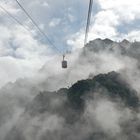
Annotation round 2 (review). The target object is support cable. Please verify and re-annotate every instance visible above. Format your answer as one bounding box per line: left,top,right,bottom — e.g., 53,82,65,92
84,0,93,46
15,0,62,53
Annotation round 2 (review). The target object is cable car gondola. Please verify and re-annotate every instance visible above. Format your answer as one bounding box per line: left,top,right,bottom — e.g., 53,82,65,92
62,55,67,68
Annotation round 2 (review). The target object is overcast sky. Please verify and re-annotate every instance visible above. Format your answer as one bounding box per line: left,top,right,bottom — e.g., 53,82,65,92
0,0,140,87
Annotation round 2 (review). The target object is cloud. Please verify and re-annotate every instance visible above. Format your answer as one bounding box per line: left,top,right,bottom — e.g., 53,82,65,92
86,99,122,136
68,0,140,49
126,30,140,41
0,1,19,15
0,1,140,139
49,18,61,27
0,0,87,87
0,37,140,139
0,23,53,87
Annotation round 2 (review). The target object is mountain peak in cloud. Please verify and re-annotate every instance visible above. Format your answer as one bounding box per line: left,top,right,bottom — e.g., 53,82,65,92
121,39,130,44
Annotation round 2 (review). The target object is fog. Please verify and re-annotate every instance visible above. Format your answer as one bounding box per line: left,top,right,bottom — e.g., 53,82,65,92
0,39,140,140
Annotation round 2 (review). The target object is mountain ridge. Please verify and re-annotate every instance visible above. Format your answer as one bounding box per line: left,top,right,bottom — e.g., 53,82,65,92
5,71,140,140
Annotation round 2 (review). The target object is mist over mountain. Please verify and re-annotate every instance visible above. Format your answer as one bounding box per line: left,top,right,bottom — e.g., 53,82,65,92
5,71,140,140
0,38,140,140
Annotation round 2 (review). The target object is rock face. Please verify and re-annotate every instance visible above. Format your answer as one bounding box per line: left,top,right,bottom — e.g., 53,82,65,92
5,71,140,140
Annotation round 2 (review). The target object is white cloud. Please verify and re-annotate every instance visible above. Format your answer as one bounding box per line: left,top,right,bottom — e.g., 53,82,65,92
86,99,122,136
0,21,52,88
126,30,140,41
42,1,49,7
68,0,140,49
49,18,61,27
98,0,140,23
0,1,19,15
